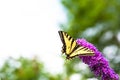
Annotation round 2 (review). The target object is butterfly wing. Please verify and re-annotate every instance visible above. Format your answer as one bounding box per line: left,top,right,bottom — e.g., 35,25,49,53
58,31,94,59
58,31,77,55
69,46,94,58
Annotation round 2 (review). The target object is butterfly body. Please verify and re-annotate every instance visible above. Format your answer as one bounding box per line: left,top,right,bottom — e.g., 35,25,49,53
58,31,94,59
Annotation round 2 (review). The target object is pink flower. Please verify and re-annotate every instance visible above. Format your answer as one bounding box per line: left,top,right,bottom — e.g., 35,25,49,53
76,38,119,80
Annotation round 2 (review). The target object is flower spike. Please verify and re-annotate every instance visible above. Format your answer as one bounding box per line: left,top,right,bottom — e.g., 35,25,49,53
76,39,119,80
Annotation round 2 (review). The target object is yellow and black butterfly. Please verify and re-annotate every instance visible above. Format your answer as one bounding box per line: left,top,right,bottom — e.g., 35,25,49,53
58,31,95,59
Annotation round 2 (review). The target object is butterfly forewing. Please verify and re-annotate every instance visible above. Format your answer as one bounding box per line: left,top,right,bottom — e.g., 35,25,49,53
58,31,76,55
64,35,77,55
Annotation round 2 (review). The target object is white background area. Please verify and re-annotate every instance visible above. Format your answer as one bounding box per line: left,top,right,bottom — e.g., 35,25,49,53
0,0,66,74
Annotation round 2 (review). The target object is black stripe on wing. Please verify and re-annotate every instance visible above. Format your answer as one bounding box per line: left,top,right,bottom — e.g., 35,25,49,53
58,31,66,53
63,31,72,40
64,32,77,55
69,44,79,55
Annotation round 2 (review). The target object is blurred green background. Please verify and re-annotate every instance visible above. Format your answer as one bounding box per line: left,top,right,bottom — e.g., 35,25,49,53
0,0,120,80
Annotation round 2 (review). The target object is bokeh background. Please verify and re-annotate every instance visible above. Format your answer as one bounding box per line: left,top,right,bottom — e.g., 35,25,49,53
0,0,120,80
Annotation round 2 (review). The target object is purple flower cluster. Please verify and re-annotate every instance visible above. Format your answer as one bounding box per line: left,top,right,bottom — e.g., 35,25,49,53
76,38,119,80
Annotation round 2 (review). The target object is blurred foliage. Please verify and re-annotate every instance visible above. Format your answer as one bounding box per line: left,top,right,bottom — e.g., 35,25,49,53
0,57,63,80
61,0,120,79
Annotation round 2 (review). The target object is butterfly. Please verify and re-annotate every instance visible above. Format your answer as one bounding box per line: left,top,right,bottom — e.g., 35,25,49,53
58,31,95,59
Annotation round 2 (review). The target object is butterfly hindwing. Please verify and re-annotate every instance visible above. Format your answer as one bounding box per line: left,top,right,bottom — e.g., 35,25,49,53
58,31,94,59
69,46,94,58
